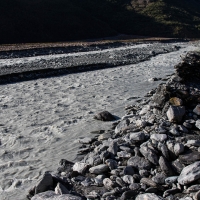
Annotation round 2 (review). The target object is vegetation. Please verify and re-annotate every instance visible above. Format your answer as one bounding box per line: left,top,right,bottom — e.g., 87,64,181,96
0,0,200,44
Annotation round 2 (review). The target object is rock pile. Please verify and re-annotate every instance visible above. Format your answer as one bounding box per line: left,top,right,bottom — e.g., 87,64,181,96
29,51,200,200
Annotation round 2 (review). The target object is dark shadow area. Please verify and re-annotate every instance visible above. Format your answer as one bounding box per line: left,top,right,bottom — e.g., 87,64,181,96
0,0,198,44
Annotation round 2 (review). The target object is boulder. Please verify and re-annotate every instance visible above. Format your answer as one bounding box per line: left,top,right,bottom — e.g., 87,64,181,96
166,106,185,123
94,111,115,121
135,193,164,200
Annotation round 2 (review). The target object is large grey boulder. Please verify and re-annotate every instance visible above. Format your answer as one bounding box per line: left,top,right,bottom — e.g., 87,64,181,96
135,193,164,200
178,161,200,185
130,132,145,141
150,134,167,142
195,119,200,130
166,106,185,123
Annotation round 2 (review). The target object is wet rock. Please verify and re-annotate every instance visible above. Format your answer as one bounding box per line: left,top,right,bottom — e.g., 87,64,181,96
151,134,167,142
35,173,54,194
193,105,200,116
55,183,69,195
115,119,130,134
159,156,174,176
89,164,109,174
73,162,89,174
130,132,145,141
169,97,183,106
135,193,164,200
167,106,185,123
94,111,116,121
127,156,152,170
178,161,200,185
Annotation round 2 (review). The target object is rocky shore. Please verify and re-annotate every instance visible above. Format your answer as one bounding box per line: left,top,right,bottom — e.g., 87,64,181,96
27,50,200,200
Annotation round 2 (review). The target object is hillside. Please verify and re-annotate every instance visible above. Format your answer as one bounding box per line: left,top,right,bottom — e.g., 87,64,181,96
0,0,200,44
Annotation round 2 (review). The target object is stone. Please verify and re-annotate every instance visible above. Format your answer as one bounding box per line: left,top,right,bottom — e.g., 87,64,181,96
130,132,145,141
135,193,164,200
186,140,200,147
140,178,157,187
136,120,147,128
193,190,200,200
55,183,69,195
123,175,134,184
167,106,185,123
35,173,53,194
98,133,111,141
179,150,200,165
140,146,158,165
172,159,184,174
193,105,200,115
129,183,140,190
117,151,131,158
169,97,183,106
186,185,200,193
94,111,116,121
139,105,150,115
178,125,188,133
123,166,135,175
169,126,180,136
152,173,166,184
196,119,200,130
103,178,113,189
108,141,118,155
115,119,130,134
105,159,118,170
78,137,93,144
72,162,89,174
163,188,181,198
150,134,167,142
89,164,109,174
150,85,168,109
120,190,138,200
31,191,82,200
174,143,185,156
165,176,178,185
178,161,200,185
183,122,192,129
159,156,174,176
127,156,152,170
